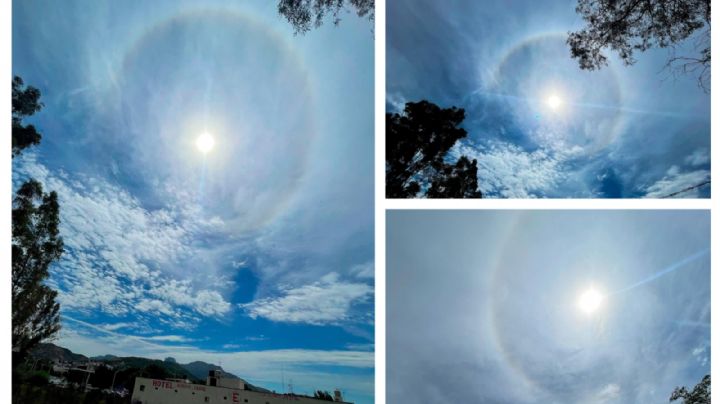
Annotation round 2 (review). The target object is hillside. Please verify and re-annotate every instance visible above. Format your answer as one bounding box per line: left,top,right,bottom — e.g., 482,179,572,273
29,343,88,362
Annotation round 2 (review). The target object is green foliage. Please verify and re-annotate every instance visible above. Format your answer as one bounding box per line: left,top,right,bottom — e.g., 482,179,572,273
12,77,63,362
386,100,482,198
12,76,44,157
568,0,710,90
278,0,374,34
12,179,64,356
670,374,710,404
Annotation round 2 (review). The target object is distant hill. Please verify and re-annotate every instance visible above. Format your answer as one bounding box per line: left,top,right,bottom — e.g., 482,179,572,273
182,360,237,380
99,356,203,382
29,343,249,385
29,343,88,362
91,354,118,361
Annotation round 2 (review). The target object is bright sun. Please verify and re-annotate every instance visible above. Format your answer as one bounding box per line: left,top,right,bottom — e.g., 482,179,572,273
546,94,563,111
196,132,215,154
577,288,604,315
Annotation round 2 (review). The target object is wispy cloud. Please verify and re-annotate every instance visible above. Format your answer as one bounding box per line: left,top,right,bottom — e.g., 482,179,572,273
240,273,372,325
643,165,710,198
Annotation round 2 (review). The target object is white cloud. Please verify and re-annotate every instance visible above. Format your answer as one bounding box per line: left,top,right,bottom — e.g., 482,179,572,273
692,343,709,367
386,92,407,113
349,261,374,279
144,335,195,343
643,166,710,198
241,273,372,325
596,383,621,402
450,141,569,198
97,322,134,331
13,154,232,328
685,148,710,166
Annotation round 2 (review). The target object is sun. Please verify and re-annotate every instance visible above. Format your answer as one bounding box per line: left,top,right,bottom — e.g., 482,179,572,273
196,132,215,154
546,93,563,111
577,288,604,315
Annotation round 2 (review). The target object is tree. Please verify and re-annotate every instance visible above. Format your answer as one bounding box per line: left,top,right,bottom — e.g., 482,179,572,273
386,100,482,198
278,0,374,34
568,0,711,91
12,180,64,356
427,156,482,198
12,76,44,156
12,77,63,359
670,375,710,404
313,390,334,401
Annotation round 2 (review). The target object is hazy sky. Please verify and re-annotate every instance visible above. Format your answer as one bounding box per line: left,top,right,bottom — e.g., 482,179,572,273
13,1,373,402
387,210,709,403
387,0,710,198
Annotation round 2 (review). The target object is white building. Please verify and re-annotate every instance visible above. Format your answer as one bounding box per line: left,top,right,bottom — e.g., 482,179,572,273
131,370,350,404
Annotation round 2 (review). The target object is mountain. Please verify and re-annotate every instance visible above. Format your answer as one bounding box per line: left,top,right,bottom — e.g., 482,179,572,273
29,343,244,385
29,343,88,362
181,361,237,380
91,354,118,361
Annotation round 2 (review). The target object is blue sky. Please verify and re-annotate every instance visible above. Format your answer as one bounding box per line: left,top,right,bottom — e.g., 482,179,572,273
387,0,710,198
12,1,373,402
387,210,710,403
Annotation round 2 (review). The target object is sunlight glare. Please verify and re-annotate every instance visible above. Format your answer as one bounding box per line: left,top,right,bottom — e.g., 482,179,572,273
546,94,563,111
577,288,603,315
196,132,215,154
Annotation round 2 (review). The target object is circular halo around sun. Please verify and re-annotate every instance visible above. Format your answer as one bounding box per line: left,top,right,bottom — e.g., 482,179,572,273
196,132,215,154
116,11,316,230
488,33,624,154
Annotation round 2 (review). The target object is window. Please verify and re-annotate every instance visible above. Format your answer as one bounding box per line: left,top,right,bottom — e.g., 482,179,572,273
139,385,146,392
205,397,210,403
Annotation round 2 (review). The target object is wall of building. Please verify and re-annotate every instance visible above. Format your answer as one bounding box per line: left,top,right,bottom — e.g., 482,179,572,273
131,377,349,404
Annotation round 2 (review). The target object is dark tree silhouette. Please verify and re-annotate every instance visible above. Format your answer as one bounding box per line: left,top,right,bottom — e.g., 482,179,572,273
278,0,374,34
12,179,64,356
568,0,710,91
12,77,63,360
386,100,482,198
670,374,710,403
12,76,44,156
427,156,481,198
313,390,334,401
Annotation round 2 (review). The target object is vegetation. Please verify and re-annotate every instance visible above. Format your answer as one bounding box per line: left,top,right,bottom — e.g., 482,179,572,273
313,390,334,401
12,76,43,156
12,76,64,360
278,0,374,34
386,100,482,198
568,0,711,91
670,374,710,404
